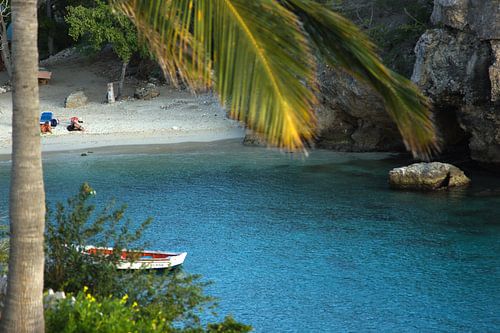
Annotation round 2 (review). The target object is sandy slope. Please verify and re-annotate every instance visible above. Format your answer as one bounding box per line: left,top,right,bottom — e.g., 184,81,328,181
0,49,244,156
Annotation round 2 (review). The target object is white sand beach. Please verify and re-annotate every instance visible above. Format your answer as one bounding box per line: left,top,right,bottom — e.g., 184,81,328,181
0,49,245,156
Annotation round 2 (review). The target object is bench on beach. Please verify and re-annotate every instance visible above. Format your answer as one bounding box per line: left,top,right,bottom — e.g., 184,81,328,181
38,70,52,85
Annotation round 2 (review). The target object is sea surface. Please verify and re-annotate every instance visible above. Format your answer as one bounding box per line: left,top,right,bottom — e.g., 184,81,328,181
1,140,499,332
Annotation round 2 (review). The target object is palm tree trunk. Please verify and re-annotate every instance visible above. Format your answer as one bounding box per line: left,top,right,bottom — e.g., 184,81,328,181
0,0,46,332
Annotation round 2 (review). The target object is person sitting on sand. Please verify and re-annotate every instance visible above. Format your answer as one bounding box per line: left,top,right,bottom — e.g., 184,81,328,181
67,117,85,132
40,121,52,134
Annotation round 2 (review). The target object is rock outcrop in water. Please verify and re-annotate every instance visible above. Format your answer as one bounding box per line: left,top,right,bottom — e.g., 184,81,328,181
389,162,471,190
412,0,500,166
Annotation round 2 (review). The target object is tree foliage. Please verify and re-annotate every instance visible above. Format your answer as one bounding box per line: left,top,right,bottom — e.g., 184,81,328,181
65,0,138,63
44,184,250,332
44,183,153,295
318,0,433,76
46,289,252,333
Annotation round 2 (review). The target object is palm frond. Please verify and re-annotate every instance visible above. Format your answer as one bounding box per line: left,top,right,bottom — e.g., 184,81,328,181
284,0,439,159
112,0,212,90
113,0,317,150
114,0,437,157
212,1,317,149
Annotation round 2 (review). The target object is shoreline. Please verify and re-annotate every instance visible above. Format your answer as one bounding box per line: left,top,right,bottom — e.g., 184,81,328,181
0,128,245,162
0,49,246,161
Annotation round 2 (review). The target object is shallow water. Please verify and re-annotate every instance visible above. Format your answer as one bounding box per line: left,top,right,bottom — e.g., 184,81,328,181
1,141,499,332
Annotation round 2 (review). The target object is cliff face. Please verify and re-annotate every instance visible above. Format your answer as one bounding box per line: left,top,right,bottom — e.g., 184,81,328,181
315,65,403,152
316,0,499,166
315,0,431,152
412,0,500,165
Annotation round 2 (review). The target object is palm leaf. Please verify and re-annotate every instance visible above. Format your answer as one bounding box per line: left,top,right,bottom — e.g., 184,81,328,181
113,0,212,90
212,1,318,149
113,0,317,150
113,0,438,158
284,0,439,159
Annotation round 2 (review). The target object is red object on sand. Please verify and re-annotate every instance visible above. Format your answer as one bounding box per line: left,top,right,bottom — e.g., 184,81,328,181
38,70,52,84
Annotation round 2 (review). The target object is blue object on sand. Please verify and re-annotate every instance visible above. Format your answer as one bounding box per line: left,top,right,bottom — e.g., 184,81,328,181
40,112,58,127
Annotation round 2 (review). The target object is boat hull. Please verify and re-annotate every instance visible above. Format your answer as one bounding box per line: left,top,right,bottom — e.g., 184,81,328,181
83,246,187,270
116,252,187,270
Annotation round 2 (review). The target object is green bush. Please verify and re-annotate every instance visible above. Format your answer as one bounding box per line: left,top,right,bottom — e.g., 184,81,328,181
45,288,252,333
65,0,139,63
0,225,8,275
46,289,156,333
316,0,433,76
45,182,152,296
44,184,251,332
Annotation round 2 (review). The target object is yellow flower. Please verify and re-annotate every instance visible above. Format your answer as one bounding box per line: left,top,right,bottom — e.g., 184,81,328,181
83,286,89,293
120,293,129,304
132,301,138,308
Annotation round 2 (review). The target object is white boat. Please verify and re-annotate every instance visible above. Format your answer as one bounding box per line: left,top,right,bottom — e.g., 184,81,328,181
83,246,187,270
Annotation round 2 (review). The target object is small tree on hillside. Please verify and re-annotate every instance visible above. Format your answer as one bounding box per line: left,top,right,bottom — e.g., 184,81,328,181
65,0,139,97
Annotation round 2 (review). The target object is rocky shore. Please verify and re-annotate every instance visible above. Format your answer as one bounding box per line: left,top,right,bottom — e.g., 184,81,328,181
389,162,471,190
313,0,500,168
412,0,500,166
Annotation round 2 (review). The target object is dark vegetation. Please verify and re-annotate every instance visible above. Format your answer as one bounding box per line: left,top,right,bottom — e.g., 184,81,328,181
319,0,433,76
35,0,433,78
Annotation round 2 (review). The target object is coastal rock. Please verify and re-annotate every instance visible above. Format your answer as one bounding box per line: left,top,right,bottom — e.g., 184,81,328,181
65,91,88,108
134,83,160,100
431,0,500,39
412,29,491,106
458,105,500,165
490,41,500,103
242,131,268,147
40,47,79,67
389,162,471,190
315,66,404,152
0,81,11,94
412,0,500,165
430,0,469,30
312,1,437,153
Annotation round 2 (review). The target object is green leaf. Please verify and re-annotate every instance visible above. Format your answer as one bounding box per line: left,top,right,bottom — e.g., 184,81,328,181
284,0,439,159
113,0,317,150
113,0,438,158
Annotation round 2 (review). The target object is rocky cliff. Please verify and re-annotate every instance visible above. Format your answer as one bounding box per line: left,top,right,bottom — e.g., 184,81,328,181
315,65,404,152
412,0,500,165
315,0,431,152
243,1,499,167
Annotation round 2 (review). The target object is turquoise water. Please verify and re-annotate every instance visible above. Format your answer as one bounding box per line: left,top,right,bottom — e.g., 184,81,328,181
1,140,499,332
